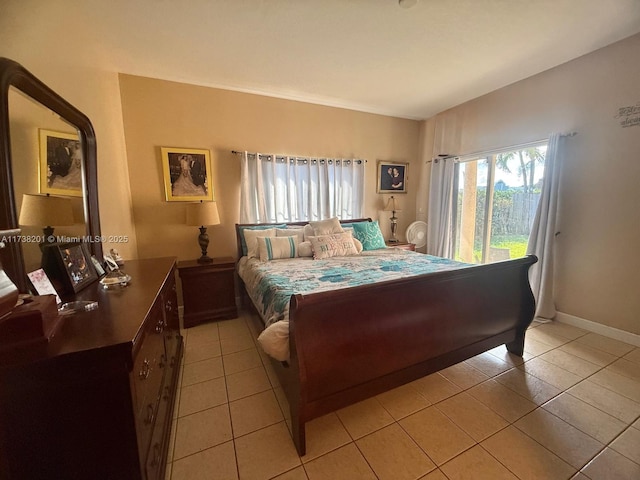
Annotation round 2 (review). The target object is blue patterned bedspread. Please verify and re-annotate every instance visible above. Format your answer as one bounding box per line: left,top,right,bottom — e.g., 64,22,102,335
238,249,470,327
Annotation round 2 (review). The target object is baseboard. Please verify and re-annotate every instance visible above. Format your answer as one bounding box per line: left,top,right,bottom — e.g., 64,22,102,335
555,311,640,347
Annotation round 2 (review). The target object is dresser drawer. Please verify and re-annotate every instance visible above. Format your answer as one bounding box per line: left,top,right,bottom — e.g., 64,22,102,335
132,300,167,455
145,381,173,480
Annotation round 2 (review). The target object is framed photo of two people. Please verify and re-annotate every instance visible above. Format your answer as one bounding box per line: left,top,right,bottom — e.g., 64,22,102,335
161,147,214,202
377,161,408,194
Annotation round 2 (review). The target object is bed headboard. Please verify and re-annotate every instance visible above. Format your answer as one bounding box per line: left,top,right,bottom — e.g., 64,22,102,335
235,218,372,260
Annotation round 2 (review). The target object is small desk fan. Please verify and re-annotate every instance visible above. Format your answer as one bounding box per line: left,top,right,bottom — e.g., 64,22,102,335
406,221,427,248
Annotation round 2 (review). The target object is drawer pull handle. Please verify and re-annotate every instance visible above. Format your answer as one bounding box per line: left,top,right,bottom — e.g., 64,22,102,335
159,353,166,368
139,359,150,380
155,321,164,334
145,403,155,425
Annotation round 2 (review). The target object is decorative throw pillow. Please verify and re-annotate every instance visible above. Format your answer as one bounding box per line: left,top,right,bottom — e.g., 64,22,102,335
257,235,299,261
353,237,364,254
239,225,285,256
352,220,387,250
308,232,359,259
276,228,304,243
298,241,313,257
310,217,344,236
303,224,315,240
243,228,276,258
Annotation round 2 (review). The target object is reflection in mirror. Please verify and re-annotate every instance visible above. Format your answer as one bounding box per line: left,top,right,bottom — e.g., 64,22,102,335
0,57,101,293
9,87,87,273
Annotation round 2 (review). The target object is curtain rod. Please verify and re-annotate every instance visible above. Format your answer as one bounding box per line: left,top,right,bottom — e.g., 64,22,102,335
427,132,578,164
232,150,366,164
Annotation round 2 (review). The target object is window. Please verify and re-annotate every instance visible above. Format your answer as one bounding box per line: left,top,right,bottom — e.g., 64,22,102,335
452,144,547,263
239,152,365,223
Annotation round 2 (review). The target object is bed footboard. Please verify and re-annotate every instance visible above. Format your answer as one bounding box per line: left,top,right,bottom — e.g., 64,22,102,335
286,255,537,455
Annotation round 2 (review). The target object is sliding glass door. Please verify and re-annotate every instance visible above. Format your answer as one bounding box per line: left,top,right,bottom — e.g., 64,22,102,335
452,144,547,264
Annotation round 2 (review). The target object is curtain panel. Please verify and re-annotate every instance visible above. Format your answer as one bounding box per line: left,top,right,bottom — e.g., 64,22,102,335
240,152,365,224
527,133,564,320
426,157,455,257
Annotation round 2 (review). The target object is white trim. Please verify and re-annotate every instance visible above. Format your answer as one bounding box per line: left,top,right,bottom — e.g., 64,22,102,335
555,311,640,347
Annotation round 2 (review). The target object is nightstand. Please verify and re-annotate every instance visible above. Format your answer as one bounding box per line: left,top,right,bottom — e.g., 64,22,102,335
177,257,237,328
385,241,416,251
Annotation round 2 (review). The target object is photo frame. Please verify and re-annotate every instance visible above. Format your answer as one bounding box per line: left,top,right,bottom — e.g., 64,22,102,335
160,147,214,202
38,129,83,197
27,268,61,304
377,161,408,194
41,242,98,294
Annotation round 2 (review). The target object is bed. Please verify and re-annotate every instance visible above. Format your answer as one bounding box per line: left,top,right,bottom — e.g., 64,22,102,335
235,219,537,455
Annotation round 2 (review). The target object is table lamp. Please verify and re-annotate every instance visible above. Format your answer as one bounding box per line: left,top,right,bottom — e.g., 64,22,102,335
383,196,401,243
18,193,74,245
186,201,220,263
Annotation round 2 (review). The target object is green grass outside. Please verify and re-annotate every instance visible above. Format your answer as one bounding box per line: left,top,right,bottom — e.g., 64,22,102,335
454,235,529,263
490,235,529,259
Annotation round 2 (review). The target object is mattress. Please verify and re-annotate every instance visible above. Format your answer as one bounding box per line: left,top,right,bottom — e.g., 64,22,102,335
237,249,470,360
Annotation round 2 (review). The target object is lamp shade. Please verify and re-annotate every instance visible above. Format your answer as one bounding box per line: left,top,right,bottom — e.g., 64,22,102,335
18,194,74,227
186,201,220,227
383,196,402,212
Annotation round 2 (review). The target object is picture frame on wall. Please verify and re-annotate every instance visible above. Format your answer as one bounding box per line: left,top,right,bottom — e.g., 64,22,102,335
160,147,214,202
377,161,408,194
38,129,83,197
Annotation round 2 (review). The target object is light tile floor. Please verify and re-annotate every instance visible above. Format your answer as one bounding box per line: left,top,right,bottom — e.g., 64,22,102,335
165,312,640,480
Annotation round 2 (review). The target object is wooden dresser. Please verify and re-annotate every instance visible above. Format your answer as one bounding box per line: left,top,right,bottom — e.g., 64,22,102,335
0,257,183,480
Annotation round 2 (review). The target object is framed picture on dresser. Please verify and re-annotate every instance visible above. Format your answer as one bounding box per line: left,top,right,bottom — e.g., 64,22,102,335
41,242,98,294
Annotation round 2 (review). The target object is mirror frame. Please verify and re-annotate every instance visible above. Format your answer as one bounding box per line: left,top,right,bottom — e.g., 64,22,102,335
0,57,102,292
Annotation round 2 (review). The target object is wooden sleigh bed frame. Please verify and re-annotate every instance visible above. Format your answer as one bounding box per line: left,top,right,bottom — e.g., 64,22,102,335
235,219,537,456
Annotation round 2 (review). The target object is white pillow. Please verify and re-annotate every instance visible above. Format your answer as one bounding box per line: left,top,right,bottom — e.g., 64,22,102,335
353,237,364,254
244,228,276,258
303,224,315,240
298,241,313,257
308,231,359,259
257,320,290,362
310,217,344,236
276,228,304,243
257,235,299,261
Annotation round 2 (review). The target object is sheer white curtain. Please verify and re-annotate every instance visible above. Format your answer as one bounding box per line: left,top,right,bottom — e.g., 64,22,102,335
426,157,455,257
239,152,365,223
527,133,564,320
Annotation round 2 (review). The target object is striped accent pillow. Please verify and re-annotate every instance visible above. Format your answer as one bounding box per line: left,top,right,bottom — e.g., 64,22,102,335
257,235,299,261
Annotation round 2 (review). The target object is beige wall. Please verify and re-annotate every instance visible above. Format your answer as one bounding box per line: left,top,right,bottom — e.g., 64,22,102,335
118,75,420,261
418,33,640,335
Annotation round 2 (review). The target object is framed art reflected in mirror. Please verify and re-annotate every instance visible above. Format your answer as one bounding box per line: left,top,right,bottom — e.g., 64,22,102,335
38,129,82,197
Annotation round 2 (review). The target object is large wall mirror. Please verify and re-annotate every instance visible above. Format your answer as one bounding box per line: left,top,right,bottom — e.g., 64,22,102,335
0,58,101,293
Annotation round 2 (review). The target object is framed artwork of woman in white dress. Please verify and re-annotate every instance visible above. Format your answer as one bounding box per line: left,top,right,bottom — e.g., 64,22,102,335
161,146,214,202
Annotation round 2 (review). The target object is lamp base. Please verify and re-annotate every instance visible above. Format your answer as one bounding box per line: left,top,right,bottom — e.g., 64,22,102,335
196,226,213,263
389,215,399,244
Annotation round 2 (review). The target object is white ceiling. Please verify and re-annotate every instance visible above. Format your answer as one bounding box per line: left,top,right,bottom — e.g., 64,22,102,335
7,0,640,120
